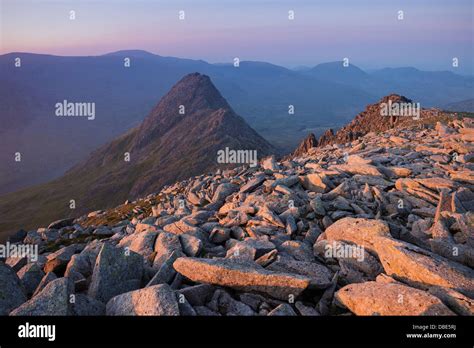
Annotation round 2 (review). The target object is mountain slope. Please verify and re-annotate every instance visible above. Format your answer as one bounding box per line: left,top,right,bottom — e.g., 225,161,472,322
0,73,275,239
442,98,474,113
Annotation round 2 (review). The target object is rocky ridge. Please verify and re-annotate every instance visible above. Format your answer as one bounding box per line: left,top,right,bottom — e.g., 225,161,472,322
305,94,449,150
1,114,473,316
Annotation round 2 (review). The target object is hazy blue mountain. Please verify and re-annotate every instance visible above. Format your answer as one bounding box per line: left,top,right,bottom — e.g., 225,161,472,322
370,67,474,106
441,98,474,113
306,62,370,85
304,63,474,108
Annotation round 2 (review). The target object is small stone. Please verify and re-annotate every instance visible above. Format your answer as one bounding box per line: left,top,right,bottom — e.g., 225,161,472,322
179,234,203,257
310,196,326,216
268,303,297,316
299,174,328,193
295,301,320,316
212,183,238,203
147,250,180,286
47,218,74,230
5,257,28,272
210,289,255,316
17,263,45,297
240,175,266,193
44,244,82,275
177,284,215,306
33,272,57,297
277,240,314,262
106,284,179,316
261,156,280,171
257,205,285,228
226,239,276,261
72,294,106,316
210,226,231,244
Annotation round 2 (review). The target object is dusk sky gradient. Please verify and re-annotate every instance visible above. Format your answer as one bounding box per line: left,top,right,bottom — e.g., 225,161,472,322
1,0,473,73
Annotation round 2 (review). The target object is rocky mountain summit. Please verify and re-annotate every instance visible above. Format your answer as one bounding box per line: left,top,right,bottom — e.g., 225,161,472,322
291,133,318,158
314,94,444,147
1,111,473,316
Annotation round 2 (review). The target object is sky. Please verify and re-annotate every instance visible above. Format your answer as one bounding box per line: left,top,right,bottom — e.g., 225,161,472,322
1,0,473,73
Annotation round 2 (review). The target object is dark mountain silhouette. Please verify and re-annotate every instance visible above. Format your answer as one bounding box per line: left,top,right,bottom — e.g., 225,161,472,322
0,73,275,238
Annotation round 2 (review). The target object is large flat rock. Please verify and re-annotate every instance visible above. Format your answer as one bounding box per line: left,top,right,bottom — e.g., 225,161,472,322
374,238,474,298
336,281,455,316
323,217,391,252
323,217,474,298
173,257,310,300
331,163,383,177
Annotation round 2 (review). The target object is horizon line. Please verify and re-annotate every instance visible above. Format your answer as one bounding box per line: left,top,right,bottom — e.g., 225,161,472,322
1,49,472,76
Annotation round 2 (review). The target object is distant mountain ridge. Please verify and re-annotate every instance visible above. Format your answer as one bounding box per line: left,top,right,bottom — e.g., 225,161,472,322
442,98,474,113
293,94,450,153
0,51,375,194
1,51,473,194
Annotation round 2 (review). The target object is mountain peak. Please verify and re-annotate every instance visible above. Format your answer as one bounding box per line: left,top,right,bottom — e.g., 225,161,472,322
132,73,231,148
315,93,438,148
158,72,229,111
104,50,157,58
80,72,274,199
378,93,412,104
313,61,365,71
307,61,368,83
291,133,318,158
